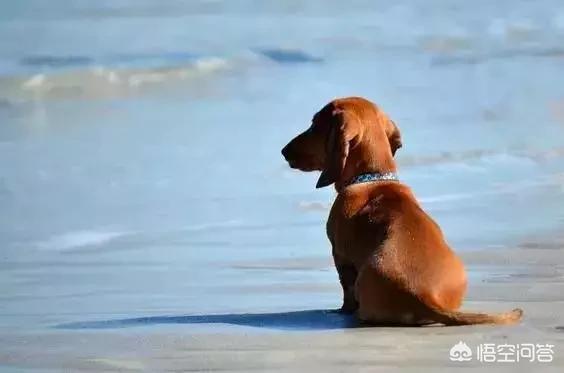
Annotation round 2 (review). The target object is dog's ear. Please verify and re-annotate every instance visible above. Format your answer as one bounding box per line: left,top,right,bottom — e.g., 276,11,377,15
316,109,360,188
388,120,402,156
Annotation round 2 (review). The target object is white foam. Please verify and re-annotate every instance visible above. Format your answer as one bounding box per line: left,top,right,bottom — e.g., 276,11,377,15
127,71,166,87
37,230,131,251
91,67,121,84
6,56,233,99
193,57,229,72
21,74,46,89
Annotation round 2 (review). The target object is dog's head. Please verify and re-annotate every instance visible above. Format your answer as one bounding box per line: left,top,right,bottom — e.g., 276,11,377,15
281,97,402,189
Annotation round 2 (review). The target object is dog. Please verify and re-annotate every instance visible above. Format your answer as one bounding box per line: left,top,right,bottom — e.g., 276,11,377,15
281,96,523,325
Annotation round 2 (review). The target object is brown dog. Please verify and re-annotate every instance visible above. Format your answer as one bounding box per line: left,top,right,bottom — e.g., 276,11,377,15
281,97,523,325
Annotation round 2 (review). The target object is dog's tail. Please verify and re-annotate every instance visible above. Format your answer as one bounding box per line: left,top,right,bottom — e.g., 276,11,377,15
429,307,523,326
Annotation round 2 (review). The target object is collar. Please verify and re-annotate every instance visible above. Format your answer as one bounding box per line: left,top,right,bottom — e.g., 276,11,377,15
346,172,399,187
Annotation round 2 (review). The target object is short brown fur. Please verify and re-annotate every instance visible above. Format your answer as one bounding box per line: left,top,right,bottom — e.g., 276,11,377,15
281,97,523,326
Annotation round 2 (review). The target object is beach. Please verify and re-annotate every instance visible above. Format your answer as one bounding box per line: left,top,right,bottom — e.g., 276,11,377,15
1,1,564,371
1,244,564,371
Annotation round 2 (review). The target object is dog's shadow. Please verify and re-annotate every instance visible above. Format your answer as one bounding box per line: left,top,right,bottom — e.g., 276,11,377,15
56,309,364,331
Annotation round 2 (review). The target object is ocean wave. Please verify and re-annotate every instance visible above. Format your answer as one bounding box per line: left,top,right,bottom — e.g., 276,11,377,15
36,229,132,251
0,56,232,100
420,173,564,205
399,146,564,168
0,47,323,101
399,149,497,167
431,46,564,66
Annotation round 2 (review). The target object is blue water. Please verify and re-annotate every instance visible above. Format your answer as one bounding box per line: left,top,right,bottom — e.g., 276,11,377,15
1,0,564,336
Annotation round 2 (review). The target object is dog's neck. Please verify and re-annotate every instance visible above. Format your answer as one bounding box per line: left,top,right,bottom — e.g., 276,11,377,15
335,143,398,192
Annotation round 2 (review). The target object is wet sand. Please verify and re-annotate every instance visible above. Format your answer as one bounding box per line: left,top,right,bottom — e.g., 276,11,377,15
1,241,563,372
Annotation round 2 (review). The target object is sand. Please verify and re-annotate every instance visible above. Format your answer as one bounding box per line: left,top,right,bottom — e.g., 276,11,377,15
1,242,563,372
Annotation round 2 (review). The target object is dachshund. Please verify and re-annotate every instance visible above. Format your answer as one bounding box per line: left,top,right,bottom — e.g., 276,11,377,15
281,96,523,325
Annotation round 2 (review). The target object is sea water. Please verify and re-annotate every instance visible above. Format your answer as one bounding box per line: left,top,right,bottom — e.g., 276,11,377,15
1,0,564,333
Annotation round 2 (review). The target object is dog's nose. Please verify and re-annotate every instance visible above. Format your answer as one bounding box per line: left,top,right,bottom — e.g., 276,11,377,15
281,144,290,159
